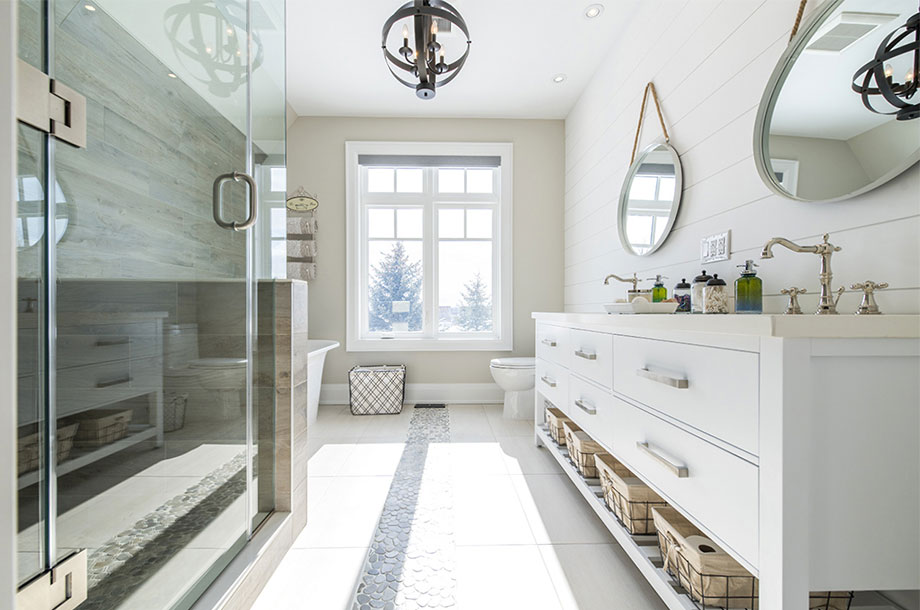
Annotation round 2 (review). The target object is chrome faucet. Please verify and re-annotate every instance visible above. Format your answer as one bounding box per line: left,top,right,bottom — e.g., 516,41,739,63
761,233,844,315
603,272,639,290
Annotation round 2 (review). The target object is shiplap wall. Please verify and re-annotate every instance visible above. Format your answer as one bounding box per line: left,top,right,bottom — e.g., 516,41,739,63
564,0,920,314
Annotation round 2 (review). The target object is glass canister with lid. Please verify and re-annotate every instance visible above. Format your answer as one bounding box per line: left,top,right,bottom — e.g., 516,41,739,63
691,270,713,313
674,279,691,313
703,274,730,314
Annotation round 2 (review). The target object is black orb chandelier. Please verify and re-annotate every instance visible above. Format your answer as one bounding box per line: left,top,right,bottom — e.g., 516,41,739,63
852,10,920,121
382,0,471,99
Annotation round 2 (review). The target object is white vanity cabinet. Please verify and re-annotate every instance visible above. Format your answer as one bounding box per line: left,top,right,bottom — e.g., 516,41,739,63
533,312,920,610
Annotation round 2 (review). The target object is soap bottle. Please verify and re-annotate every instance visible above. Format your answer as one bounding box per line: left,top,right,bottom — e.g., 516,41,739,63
704,274,729,314
649,275,668,303
674,279,691,313
735,260,763,314
691,270,712,313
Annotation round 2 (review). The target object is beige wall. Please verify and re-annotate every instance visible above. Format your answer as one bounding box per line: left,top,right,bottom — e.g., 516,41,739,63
768,135,870,201
288,117,565,385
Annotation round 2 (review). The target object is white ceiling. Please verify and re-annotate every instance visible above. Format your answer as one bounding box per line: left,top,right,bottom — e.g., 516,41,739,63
286,0,638,119
770,0,914,140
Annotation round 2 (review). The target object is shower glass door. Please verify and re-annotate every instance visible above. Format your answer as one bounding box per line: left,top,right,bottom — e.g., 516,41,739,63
16,0,284,608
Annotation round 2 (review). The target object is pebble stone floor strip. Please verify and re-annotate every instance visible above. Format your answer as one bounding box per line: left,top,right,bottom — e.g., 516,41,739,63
80,451,249,610
352,408,456,610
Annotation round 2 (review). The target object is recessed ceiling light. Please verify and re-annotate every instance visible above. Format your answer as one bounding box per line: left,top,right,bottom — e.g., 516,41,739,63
552,74,567,84
84,3,96,11
167,73,177,78
585,4,604,19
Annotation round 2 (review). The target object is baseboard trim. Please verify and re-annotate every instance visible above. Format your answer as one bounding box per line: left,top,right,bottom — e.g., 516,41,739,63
319,383,503,405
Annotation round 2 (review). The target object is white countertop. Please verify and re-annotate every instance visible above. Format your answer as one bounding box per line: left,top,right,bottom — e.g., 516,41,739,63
532,312,920,339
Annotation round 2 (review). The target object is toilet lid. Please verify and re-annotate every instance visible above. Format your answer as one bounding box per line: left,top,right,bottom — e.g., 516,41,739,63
490,357,535,370
189,357,248,369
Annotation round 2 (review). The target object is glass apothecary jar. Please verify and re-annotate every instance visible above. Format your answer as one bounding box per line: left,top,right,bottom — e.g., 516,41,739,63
691,270,712,313
703,274,729,314
674,279,691,313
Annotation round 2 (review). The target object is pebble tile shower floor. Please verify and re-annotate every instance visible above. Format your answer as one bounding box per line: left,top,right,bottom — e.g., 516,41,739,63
251,404,667,610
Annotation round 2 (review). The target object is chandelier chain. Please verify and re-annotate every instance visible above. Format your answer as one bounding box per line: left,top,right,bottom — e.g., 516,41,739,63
630,82,671,167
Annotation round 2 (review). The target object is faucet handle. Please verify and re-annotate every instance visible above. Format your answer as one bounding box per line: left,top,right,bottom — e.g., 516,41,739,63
780,287,807,315
850,281,888,315
822,233,842,252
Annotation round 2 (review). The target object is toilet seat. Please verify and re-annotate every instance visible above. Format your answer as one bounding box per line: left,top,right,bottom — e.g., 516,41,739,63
189,357,248,370
490,357,535,370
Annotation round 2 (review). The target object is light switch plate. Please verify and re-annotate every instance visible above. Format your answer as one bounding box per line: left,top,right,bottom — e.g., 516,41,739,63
701,231,731,264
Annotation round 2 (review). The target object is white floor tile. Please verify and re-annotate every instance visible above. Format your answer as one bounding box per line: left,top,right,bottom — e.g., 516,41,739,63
539,544,669,610
338,442,406,477
512,474,614,545
456,545,562,609
448,404,495,441
251,547,369,610
496,436,564,475
306,439,356,477
453,475,535,546
293,476,393,549
444,441,510,477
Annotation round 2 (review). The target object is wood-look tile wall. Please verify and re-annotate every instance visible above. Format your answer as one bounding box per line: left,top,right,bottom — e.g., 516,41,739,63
564,0,920,314
17,0,248,281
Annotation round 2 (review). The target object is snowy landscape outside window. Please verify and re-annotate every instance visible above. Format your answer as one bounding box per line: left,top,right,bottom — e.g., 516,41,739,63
346,142,513,352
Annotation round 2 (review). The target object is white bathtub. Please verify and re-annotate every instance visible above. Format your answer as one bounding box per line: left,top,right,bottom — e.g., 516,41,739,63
306,340,339,424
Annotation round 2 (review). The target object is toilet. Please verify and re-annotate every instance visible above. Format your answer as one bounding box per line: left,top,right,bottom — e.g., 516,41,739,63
489,357,536,420
163,324,248,422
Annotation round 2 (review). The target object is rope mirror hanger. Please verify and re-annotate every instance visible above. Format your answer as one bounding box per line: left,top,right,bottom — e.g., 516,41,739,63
629,82,672,167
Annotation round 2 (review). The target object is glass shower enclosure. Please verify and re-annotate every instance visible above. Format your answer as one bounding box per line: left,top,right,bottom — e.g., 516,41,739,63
15,1,285,608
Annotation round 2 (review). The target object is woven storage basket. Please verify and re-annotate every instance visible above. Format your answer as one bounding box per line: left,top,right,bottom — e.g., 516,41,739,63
16,423,80,475
595,453,668,535
544,405,571,446
562,420,604,478
653,506,758,609
70,409,132,448
349,365,406,415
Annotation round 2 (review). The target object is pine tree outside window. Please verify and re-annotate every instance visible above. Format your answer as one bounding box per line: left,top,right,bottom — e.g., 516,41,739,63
346,142,513,352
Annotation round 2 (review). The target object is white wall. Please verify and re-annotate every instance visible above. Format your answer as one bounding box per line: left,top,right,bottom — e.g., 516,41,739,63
1,0,18,605
287,117,564,388
564,0,920,315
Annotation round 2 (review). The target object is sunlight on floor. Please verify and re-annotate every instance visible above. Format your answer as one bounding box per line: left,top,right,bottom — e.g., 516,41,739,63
252,404,666,609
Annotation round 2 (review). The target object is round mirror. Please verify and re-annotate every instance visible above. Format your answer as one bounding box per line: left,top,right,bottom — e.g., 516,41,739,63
755,0,920,203
617,142,683,256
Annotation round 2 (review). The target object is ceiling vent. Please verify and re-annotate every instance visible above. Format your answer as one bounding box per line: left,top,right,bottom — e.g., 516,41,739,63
805,11,898,53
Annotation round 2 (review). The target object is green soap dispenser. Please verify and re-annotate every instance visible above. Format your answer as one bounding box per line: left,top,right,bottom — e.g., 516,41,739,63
648,275,668,303
735,260,763,314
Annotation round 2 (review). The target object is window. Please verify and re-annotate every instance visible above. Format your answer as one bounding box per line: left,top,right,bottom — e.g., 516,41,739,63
259,165,288,279
346,142,513,351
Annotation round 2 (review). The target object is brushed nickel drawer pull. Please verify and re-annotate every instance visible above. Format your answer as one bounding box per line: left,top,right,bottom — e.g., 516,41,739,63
540,375,557,388
636,367,689,389
95,337,130,347
574,349,597,361
96,376,132,389
541,339,557,347
637,441,689,478
574,398,596,415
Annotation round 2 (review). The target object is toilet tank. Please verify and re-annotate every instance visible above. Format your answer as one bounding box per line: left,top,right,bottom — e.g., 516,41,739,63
163,323,200,370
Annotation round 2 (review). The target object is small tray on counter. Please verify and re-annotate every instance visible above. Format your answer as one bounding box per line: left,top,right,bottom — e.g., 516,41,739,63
604,300,679,315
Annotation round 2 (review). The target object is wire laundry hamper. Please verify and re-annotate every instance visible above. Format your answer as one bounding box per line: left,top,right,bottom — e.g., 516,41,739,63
348,365,406,415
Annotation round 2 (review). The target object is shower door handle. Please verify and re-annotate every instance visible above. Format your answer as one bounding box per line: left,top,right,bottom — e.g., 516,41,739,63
212,172,258,231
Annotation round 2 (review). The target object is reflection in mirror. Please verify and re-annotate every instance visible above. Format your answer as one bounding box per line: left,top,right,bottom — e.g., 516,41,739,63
618,143,682,256
757,0,920,202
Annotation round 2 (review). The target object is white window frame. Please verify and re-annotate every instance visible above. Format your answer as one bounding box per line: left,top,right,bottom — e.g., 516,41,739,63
346,141,513,352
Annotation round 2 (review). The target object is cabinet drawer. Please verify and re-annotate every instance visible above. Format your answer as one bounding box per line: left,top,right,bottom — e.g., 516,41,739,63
536,324,570,367
58,321,160,369
599,396,758,566
612,335,758,455
536,358,568,411
57,356,163,418
569,329,613,389
566,373,610,436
